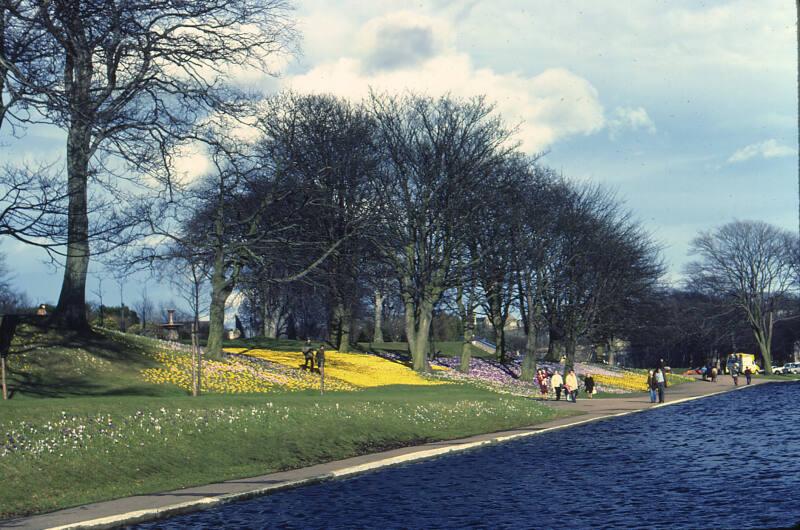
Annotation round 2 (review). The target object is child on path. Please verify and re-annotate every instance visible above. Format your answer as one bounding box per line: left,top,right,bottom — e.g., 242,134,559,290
744,366,752,385
550,370,563,401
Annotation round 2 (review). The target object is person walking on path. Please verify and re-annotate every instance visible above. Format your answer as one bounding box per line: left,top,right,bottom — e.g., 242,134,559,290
564,369,579,403
647,369,658,403
302,339,314,371
730,362,739,386
653,367,667,403
550,370,563,401
536,369,549,399
744,366,752,385
316,345,326,394
584,374,595,399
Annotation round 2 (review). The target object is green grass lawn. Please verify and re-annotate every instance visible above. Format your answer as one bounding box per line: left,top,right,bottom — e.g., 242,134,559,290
0,326,578,519
3,324,185,399
0,385,576,519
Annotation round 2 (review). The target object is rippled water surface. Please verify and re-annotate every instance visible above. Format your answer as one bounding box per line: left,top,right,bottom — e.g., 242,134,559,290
137,382,800,529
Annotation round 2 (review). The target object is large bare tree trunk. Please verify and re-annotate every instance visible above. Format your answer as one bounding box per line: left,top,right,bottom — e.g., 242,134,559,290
456,283,474,373
518,275,539,381
206,250,233,360
546,326,564,362
332,302,352,353
521,329,538,381
262,315,278,339
373,290,384,343
460,321,473,373
55,79,92,330
753,311,774,374
405,300,432,372
564,335,577,372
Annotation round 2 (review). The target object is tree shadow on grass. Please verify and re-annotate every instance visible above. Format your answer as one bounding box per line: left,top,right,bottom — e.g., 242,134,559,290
4,322,179,398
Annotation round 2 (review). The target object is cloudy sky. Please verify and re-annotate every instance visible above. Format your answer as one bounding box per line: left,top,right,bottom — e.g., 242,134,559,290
1,0,797,310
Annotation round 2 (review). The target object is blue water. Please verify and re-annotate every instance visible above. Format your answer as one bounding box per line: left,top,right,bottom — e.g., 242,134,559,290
136,382,800,529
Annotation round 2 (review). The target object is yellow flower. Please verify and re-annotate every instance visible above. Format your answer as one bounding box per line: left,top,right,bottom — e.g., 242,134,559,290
227,349,446,388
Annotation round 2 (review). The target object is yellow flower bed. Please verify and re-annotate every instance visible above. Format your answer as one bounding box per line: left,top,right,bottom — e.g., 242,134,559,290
141,351,355,393
592,372,649,392
228,348,446,388
592,371,695,393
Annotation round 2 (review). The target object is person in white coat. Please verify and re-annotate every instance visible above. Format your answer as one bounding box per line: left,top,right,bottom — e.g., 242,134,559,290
550,370,564,401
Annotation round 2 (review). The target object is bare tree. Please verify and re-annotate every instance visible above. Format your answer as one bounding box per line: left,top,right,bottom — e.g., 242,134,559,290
370,93,515,371
687,220,797,373
1,0,297,329
512,165,566,379
116,275,127,332
469,155,529,363
135,284,154,333
256,93,380,352
0,164,68,251
90,275,105,326
0,252,28,313
529,181,663,371
138,112,345,359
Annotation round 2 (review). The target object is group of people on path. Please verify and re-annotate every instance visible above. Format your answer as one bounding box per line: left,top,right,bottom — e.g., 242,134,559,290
534,367,595,403
700,357,754,386
726,354,753,386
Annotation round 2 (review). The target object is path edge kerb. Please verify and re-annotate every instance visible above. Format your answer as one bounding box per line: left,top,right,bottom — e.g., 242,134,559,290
15,382,777,530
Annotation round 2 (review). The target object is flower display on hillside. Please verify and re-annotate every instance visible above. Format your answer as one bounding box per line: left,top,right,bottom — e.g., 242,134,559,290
141,351,355,393
141,344,693,397
231,349,445,388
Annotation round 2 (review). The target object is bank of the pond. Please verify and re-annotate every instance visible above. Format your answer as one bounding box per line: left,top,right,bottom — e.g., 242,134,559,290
0,385,573,522
4,375,780,530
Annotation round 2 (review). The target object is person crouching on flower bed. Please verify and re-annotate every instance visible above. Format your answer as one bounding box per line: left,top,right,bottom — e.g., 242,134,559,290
564,369,579,402
550,370,563,401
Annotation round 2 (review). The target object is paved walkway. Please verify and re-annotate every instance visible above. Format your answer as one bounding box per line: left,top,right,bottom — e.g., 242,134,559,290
1,376,776,530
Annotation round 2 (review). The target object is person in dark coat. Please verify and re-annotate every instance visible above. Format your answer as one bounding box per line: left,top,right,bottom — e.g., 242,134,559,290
584,374,596,399
302,339,314,371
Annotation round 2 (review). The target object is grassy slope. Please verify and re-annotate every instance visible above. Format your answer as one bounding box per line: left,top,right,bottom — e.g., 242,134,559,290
4,324,185,399
0,328,575,519
0,386,572,519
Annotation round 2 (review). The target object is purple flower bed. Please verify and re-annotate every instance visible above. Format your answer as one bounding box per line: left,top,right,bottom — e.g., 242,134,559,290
367,347,636,396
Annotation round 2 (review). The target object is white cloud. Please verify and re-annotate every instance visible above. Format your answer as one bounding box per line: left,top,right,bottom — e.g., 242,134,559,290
608,106,656,139
283,12,605,152
172,141,213,184
727,139,797,163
